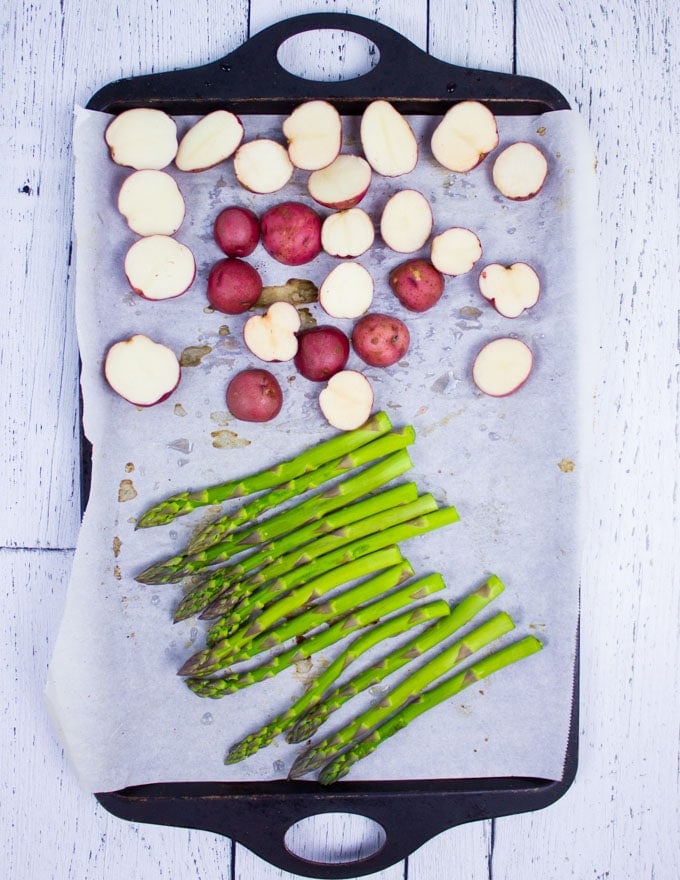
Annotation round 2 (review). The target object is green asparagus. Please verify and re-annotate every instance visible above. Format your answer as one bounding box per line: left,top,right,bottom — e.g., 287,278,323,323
287,574,506,743
317,636,544,784
288,611,516,778
188,427,416,555
136,411,393,528
180,561,414,676
225,599,451,763
136,446,414,585
184,574,448,696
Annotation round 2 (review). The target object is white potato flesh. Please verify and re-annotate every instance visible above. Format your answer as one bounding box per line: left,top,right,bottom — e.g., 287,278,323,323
117,170,185,236
307,154,372,209
380,189,433,253
360,100,418,177
243,301,301,362
175,110,244,171
321,208,375,258
492,142,548,200
472,337,533,397
319,262,374,318
430,227,482,276
478,262,540,318
319,370,374,430
431,101,499,172
105,108,178,170
124,235,196,301
282,100,343,171
104,335,181,406
234,139,294,193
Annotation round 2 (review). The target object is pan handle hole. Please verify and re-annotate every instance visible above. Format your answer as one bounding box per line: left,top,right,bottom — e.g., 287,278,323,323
284,812,387,865
277,30,379,82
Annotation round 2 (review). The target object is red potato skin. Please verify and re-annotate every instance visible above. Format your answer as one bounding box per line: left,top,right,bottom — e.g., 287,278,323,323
213,206,260,257
352,313,410,367
389,259,445,312
260,201,322,266
294,325,350,381
207,258,263,314
226,369,283,421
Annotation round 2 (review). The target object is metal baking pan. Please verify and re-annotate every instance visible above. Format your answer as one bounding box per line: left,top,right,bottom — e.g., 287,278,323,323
84,12,578,878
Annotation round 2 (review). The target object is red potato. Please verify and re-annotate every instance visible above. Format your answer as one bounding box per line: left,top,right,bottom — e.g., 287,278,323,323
207,258,263,314
472,337,533,396
226,368,283,422
307,154,372,209
117,170,185,236
260,201,322,266
213,206,260,257
175,110,244,171
318,370,374,431
294,325,350,381
389,259,445,312
319,261,374,318
380,189,433,253
360,100,418,177
321,208,375,258
492,142,548,200
105,108,178,170
243,301,301,362
124,235,195,301
430,101,499,172
234,139,294,193
352,313,410,367
478,262,540,318
430,227,482,276
282,100,342,171
104,334,180,406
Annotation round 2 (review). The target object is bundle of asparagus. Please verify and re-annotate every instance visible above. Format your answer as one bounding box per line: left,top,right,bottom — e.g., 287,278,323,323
132,412,541,782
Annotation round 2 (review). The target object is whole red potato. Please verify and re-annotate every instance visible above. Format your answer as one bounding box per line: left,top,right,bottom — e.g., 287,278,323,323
226,368,283,421
389,258,445,312
213,206,260,257
207,257,262,314
352,313,410,367
260,201,322,266
294,325,350,381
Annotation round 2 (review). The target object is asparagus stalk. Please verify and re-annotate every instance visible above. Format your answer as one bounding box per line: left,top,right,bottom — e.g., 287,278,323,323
287,574,506,743
288,611,516,778
184,573,448,696
136,411,393,528
188,427,416,554
225,599,451,763
203,482,421,644
137,449,414,585
318,636,544,785
198,504,459,622
186,561,415,676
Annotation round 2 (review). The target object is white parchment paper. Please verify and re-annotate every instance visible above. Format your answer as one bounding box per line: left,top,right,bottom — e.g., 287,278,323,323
46,106,596,792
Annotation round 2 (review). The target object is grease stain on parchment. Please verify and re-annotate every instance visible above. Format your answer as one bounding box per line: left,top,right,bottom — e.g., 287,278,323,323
174,403,188,417
118,479,137,502
180,345,212,367
558,458,575,473
113,536,122,558
211,429,251,449
124,462,135,473
210,411,231,426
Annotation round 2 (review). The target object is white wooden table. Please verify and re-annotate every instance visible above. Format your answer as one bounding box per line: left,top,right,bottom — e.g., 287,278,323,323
3,1,679,877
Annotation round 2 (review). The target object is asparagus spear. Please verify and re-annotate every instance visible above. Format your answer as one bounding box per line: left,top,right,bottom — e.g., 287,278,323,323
136,411,393,528
185,561,415,675
137,449,415,585
288,611,516,778
198,504,459,622
184,573,448,696
188,427,416,555
225,599,451,763
203,482,422,644
317,636,544,785
287,574,506,743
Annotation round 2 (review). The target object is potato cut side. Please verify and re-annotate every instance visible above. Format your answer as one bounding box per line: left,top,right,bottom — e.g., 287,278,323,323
124,235,195,301
117,170,185,236
360,100,418,177
319,262,374,318
492,142,548,200
472,337,533,397
380,189,433,253
282,100,343,171
321,208,375,258
105,108,178,170
175,110,244,171
431,101,499,172
430,227,482,276
243,301,301,362
234,139,294,193
319,370,374,431
307,154,372,209
104,334,181,406
478,262,540,318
